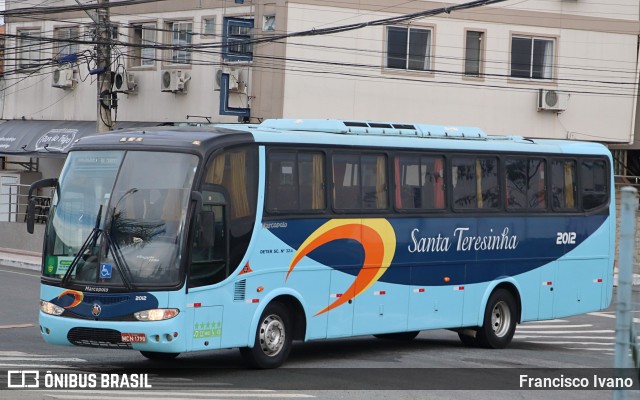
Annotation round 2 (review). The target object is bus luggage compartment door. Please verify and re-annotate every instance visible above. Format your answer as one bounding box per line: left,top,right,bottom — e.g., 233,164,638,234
188,305,223,351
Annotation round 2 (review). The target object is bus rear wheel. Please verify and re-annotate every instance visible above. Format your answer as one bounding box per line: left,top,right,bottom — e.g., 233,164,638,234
240,302,292,369
476,288,517,349
140,351,180,360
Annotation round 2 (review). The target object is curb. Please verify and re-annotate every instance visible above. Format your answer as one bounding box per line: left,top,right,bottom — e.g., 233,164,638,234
0,258,41,271
0,250,41,272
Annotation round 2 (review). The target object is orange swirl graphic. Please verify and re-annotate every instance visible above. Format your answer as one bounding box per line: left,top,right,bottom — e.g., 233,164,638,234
57,290,84,309
286,219,396,316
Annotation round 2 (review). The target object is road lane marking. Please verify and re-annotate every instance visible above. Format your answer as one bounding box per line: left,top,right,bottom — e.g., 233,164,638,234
514,335,614,340
0,323,34,329
512,330,613,334
523,341,612,346
0,268,39,277
518,324,592,329
588,312,640,323
0,356,86,362
40,391,315,399
522,319,568,323
0,363,76,369
564,348,616,352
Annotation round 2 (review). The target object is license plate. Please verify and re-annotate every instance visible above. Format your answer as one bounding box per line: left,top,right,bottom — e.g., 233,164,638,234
121,333,146,343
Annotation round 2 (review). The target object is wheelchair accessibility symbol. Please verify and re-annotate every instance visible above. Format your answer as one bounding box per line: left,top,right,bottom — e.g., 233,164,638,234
100,263,112,279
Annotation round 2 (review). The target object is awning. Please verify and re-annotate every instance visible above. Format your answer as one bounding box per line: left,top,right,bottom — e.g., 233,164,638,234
0,120,162,156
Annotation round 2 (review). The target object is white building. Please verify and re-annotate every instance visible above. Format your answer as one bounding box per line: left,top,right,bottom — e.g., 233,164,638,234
1,0,639,250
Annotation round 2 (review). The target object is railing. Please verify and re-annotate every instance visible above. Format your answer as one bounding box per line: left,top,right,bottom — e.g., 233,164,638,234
614,175,640,188
0,183,51,223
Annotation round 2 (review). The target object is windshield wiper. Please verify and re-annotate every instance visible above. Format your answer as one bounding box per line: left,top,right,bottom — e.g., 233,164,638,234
103,231,135,290
61,204,136,290
62,205,103,287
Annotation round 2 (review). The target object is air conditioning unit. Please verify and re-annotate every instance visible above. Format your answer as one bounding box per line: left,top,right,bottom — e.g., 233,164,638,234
215,67,245,93
160,70,191,93
113,71,137,94
52,67,76,89
538,89,569,112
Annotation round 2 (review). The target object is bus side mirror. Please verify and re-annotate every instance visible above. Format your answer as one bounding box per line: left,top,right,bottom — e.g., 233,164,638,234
198,211,215,248
26,198,36,234
26,178,58,234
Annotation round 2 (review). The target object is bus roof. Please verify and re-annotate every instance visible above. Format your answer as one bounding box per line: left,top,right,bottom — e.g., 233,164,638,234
71,125,253,155
217,119,611,157
70,119,610,158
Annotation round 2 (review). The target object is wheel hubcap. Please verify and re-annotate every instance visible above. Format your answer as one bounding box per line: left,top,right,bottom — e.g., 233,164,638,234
259,314,285,357
491,300,511,338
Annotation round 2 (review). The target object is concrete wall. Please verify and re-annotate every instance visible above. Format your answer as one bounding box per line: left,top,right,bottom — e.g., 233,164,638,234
281,1,639,141
3,0,638,138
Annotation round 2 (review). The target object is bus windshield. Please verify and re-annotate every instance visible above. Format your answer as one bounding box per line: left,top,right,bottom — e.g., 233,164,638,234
43,150,199,288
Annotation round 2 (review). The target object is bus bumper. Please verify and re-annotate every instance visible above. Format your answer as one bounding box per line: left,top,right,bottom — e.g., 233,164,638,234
39,311,188,353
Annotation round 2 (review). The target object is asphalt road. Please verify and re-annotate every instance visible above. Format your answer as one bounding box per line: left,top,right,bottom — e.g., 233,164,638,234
0,264,638,400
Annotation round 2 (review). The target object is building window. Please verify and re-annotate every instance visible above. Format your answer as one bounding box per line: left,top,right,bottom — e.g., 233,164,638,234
263,15,276,31
464,30,483,76
511,35,554,79
17,29,41,69
223,17,254,62
130,23,156,67
53,26,80,62
202,17,216,37
386,26,432,71
167,21,193,64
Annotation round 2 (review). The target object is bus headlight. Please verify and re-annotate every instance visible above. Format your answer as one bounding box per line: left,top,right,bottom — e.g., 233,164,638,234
134,309,180,321
40,300,64,316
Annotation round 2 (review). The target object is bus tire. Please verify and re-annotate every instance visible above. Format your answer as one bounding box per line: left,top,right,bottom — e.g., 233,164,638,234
140,351,180,360
240,302,292,369
476,288,517,349
374,331,420,341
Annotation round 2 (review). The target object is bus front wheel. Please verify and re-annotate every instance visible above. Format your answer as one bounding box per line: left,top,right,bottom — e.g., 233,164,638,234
240,302,292,369
476,288,517,349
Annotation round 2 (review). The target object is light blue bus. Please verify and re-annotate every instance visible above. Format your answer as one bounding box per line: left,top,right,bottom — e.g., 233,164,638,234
28,119,614,368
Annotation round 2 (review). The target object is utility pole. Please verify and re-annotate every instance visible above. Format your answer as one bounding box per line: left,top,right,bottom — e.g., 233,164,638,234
96,0,112,133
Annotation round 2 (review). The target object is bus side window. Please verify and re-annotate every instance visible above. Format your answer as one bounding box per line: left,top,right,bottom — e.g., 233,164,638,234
506,158,546,210
395,155,445,211
551,159,577,210
189,200,227,287
267,151,325,212
581,159,608,211
332,153,387,210
452,157,499,210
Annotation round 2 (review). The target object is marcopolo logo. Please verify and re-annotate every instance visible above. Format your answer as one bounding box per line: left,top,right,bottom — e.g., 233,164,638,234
7,370,40,388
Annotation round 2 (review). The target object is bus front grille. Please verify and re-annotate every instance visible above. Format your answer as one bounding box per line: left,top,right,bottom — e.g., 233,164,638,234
67,327,132,349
